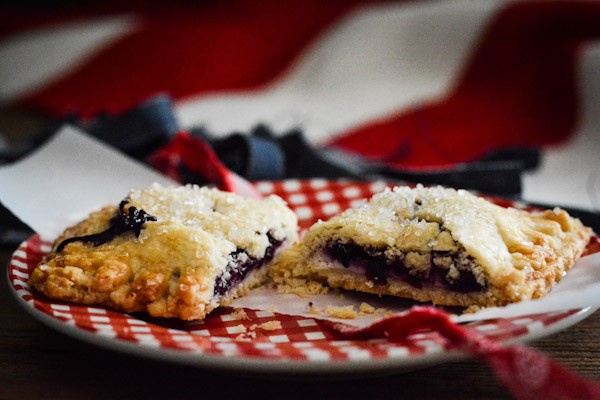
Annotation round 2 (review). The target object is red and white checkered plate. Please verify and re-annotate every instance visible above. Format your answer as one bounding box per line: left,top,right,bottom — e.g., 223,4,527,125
7,180,598,375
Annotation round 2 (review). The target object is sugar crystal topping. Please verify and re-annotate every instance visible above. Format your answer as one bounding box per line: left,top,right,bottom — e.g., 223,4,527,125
127,183,297,258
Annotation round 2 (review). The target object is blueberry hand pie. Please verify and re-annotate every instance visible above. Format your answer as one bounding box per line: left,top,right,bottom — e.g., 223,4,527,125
30,184,298,320
271,185,591,308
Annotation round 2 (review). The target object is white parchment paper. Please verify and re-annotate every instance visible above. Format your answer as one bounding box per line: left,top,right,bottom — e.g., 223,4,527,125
0,125,174,240
233,253,600,325
1,126,599,327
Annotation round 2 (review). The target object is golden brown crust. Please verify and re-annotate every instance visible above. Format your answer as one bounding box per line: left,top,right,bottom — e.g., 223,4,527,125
271,185,592,308
30,184,298,320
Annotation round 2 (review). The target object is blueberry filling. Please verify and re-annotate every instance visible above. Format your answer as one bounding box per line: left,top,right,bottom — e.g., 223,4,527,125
56,200,157,252
325,241,486,293
213,233,283,297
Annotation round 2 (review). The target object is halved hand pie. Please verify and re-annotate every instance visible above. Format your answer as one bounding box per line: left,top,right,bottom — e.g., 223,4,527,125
30,184,298,320
271,185,592,308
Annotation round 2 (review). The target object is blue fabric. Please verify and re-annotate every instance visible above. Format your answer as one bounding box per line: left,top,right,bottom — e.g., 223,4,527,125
244,135,285,181
87,94,178,158
2,94,598,248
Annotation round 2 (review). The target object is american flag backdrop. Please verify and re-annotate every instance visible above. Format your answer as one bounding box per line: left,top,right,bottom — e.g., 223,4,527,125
1,0,600,209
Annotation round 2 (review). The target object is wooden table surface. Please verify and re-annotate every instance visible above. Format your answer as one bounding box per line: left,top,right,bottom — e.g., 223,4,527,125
2,246,600,400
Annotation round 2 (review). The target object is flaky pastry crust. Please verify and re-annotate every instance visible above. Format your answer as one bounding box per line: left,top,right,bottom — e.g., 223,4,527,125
271,185,592,308
30,184,298,320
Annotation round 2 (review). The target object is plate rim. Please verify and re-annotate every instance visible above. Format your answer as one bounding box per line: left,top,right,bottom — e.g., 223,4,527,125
7,245,597,376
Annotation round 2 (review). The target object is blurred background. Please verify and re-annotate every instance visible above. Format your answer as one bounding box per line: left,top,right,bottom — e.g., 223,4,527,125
1,0,599,242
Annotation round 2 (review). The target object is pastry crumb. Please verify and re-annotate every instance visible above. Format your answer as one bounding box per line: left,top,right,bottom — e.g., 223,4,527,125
358,302,376,314
275,279,329,297
308,303,322,315
257,320,282,331
324,305,357,319
235,330,257,341
232,308,249,320
463,305,482,314
234,333,251,342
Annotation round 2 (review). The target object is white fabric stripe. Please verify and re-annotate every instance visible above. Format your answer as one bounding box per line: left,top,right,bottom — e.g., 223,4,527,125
11,259,28,270
176,0,506,143
523,41,600,211
13,278,29,289
0,15,139,102
12,249,27,259
12,269,29,279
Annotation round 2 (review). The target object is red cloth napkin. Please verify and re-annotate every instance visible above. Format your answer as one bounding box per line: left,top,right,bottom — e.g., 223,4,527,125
149,131,262,199
325,307,600,400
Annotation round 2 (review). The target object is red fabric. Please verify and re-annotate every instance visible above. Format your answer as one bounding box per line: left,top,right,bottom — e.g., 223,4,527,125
324,307,600,400
329,1,600,167
148,131,261,198
13,0,366,118
6,1,600,169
